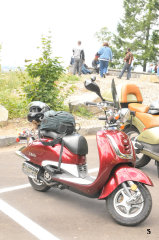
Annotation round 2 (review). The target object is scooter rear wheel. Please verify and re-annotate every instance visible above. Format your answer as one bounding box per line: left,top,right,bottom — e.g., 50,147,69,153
28,177,51,192
106,182,152,226
124,126,151,168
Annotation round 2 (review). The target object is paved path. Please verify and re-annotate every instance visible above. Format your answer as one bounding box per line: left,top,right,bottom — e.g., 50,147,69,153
0,137,159,240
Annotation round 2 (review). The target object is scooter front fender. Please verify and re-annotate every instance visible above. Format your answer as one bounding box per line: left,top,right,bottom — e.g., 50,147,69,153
98,165,153,200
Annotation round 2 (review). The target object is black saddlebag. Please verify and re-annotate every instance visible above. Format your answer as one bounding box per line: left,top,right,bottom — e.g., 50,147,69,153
40,110,75,135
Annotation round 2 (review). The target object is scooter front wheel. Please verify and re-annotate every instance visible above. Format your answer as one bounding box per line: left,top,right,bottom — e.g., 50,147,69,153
106,183,152,226
28,177,51,192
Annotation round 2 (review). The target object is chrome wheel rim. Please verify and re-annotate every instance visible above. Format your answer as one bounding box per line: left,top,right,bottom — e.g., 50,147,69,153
32,178,44,186
114,187,144,218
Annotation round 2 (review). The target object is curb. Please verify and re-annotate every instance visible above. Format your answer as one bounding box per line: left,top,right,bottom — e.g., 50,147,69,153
0,127,100,148
0,136,17,147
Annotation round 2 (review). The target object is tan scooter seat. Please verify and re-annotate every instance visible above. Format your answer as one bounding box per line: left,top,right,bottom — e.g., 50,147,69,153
121,84,143,103
128,103,149,113
135,112,159,129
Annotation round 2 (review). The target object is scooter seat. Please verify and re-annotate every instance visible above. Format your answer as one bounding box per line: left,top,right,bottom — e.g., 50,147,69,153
40,130,88,155
63,134,88,155
136,112,159,129
128,103,149,113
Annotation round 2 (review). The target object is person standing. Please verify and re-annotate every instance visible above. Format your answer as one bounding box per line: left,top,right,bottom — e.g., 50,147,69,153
118,48,134,80
97,42,112,78
72,41,85,76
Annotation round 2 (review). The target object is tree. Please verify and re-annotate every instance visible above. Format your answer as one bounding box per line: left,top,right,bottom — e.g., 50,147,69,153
117,0,159,71
23,34,65,110
95,27,112,44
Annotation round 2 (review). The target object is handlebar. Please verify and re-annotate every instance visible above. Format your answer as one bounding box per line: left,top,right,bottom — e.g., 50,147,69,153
85,102,97,106
149,107,159,110
98,116,107,120
85,101,114,107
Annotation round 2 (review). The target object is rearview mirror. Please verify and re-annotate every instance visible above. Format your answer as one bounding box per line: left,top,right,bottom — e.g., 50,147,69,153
84,79,105,101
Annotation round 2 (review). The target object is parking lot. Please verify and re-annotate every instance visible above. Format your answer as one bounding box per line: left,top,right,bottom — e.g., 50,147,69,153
0,136,159,240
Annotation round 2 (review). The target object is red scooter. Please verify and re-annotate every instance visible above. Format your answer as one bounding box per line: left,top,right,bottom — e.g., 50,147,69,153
16,79,153,226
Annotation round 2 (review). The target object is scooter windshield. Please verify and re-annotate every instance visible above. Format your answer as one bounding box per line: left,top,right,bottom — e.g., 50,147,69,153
111,79,120,110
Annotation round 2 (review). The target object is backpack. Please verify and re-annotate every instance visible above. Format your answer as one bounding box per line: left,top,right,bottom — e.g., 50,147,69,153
40,110,75,135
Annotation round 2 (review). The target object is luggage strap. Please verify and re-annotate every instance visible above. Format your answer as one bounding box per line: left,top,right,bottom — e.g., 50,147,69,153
40,137,62,147
39,130,66,172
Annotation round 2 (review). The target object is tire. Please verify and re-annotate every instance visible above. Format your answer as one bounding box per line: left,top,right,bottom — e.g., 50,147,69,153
124,126,151,168
106,183,152,226
28,177,51,192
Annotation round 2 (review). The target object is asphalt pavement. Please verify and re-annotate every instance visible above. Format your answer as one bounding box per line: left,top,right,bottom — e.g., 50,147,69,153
0,136,159,240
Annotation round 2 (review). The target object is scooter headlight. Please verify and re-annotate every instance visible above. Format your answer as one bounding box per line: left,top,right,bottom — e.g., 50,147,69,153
120,108,130,123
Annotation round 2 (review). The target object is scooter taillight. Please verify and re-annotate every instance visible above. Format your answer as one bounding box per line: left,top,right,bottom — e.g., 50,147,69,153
76,155,86,165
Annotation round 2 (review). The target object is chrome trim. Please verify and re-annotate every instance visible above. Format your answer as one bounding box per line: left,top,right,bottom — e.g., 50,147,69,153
107,135,133,160
57,176,94,185
22,162,39,178
42,160,80,177
16,150,30,161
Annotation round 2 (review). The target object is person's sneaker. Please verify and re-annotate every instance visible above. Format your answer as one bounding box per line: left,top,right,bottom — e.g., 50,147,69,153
103,74,106,78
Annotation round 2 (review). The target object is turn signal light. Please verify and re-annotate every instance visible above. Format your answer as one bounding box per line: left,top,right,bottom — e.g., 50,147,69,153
115,114,120,120
120,125,125,130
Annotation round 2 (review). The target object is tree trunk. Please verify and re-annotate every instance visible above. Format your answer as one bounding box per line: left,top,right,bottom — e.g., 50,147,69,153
143,26,150,72
143,61,147,72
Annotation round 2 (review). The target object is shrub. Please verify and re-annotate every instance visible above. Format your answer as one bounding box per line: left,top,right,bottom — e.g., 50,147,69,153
22,34,65,110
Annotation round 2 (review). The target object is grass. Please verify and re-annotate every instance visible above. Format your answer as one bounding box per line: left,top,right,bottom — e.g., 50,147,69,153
0,71,29,119
72,106,93,119
58,73,80,83
0,70,93,119
0,71,81,119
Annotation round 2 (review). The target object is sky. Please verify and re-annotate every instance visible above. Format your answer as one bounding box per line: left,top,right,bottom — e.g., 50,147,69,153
0,0,124,68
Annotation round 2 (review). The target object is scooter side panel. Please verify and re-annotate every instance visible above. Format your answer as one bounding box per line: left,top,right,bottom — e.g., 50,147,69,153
125,116,145,133
21,140,85,165
98,165,153,199
51,133,117,197
137,127,159,144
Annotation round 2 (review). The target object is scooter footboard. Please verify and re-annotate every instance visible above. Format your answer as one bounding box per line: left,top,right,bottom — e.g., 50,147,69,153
98,165,153,200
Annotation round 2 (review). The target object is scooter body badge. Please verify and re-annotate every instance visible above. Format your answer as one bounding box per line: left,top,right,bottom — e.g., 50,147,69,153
28,152,36,158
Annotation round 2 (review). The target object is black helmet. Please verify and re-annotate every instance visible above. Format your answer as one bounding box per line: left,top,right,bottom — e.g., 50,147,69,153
148,100,159,115
27,101,50,122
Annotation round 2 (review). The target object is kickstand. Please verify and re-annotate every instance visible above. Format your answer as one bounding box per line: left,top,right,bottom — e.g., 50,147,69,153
156,161,159,178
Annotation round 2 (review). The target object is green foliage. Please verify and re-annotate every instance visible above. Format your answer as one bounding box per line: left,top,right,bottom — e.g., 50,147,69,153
95,0,159,71
0,71,28,118
22,34,65,110
116,0,159,71
73,106,93,118
95,27,113,44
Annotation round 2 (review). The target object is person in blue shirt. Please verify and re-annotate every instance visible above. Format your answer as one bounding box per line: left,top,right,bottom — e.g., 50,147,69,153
97,42,112,78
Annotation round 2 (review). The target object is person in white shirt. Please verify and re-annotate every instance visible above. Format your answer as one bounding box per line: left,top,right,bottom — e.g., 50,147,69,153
72,41,85,76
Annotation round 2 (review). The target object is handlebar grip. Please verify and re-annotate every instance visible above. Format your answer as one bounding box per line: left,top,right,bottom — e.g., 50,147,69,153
98,116,107,120
85,102,97,106
104,100,114,106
